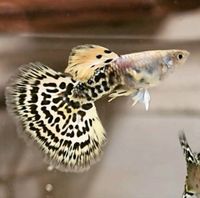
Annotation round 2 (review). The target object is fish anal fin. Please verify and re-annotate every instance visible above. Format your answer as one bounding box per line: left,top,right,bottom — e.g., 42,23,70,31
108,86,134,102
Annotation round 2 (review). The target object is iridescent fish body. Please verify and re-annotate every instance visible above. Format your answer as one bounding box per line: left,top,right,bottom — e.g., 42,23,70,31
179,132,200,198
6,45,189,172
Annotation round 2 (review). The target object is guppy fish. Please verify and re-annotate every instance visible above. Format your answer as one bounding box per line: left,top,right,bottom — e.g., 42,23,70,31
179,132,200,198
5,44,189,172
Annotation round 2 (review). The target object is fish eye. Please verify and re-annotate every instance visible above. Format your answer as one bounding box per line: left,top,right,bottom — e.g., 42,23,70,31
177,53,183,60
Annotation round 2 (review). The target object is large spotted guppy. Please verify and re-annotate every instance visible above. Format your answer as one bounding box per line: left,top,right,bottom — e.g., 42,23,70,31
5,45,189,172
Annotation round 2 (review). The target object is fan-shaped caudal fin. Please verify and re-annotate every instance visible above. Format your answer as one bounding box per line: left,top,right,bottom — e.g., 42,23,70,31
179,131,197,164
65,44,119,82
6,62,106,172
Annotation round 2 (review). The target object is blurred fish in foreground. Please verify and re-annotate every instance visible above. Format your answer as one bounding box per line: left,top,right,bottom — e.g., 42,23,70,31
5,44,189,172
179,132,200,198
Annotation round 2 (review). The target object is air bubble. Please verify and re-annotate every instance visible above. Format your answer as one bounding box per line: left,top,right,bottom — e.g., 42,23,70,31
45,184,53,192
47,165,54,171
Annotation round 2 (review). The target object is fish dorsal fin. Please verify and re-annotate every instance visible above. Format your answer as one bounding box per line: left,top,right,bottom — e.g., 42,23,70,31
65,44,119,81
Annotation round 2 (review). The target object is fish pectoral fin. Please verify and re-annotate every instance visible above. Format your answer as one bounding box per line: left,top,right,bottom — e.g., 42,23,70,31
131,89,142,106
132,89,151,111
143,89,151,111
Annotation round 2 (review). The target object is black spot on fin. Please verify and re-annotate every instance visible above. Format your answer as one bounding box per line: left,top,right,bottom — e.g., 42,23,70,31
65,44,119,81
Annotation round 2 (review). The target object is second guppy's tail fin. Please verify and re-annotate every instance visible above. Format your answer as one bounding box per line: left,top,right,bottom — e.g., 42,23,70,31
179,131,196,164
5,62,106,172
